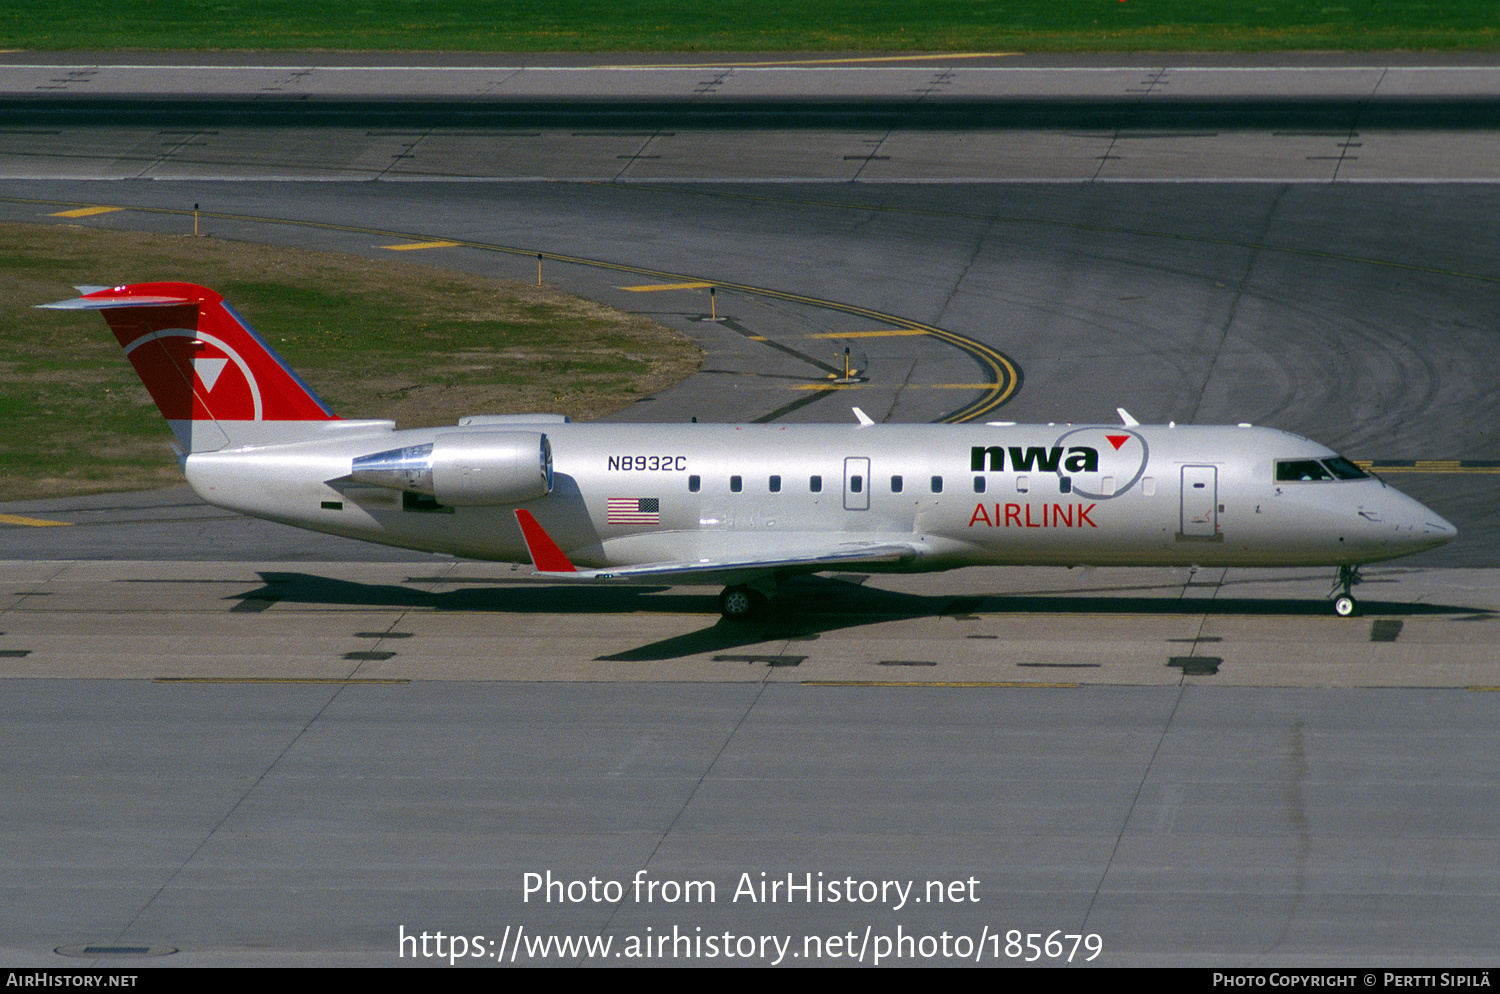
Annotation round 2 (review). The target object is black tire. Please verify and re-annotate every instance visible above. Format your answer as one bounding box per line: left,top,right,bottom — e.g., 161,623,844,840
719,585,763,620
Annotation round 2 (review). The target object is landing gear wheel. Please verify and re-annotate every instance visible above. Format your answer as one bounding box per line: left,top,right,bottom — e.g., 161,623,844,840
719,585,764,620
1332,564,1363,618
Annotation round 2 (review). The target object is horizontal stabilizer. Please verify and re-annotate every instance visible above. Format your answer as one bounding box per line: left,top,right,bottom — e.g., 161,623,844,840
39,292,194,310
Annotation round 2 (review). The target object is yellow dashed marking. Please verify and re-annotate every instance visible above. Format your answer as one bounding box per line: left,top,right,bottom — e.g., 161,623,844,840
381,240,460,251
620,281,714,292
50,206,123,218
808,329,929,339
793,382,860,390
1355,460,1500,474
0,513,71,527
603,52,1020,69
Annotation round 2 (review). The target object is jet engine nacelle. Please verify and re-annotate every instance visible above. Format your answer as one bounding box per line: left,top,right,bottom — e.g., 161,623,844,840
350,431,553,506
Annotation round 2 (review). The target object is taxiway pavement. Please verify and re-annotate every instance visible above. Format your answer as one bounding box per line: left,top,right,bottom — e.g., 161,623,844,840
0,53,1496,967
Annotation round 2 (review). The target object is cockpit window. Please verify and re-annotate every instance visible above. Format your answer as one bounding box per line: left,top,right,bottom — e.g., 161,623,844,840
1275,457,1369,482
1276,460,1333,482
1322,456,1369,480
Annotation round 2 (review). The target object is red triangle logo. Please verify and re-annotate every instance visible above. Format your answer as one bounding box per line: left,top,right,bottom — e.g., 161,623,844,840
1106,435,1130,450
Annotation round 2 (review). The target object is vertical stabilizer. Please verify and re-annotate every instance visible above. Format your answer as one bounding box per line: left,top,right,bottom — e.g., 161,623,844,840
40,282,338,452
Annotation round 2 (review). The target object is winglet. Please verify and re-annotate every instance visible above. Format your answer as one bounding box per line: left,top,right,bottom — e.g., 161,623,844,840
851,407,874,427
514,509,577,572
1117,407,1140,427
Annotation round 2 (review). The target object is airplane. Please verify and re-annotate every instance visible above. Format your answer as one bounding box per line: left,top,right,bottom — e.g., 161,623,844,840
43,281,1457,619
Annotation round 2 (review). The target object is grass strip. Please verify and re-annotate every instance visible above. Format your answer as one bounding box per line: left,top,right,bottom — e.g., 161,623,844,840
2,1,1497,54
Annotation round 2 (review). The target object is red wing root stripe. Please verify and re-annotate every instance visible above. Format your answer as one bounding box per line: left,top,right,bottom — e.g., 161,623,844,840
514,509,578,573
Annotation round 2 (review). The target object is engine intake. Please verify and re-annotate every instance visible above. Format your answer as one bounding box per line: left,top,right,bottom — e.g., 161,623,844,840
350,431,553,506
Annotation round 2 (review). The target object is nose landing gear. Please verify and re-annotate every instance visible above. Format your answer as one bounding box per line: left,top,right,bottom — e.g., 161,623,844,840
1332,564,1363,617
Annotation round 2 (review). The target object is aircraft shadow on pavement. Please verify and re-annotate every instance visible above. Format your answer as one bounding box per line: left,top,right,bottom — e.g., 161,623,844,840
231,572,1491,662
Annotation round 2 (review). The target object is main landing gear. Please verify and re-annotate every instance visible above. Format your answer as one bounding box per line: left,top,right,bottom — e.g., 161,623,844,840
1332,564,1363,617
718,582,772,620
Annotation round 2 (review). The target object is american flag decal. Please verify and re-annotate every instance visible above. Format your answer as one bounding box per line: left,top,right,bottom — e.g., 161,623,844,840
607,497,660,525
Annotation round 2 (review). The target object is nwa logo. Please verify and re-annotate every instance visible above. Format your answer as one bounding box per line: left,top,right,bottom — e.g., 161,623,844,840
122,328,262,421
970,445,1100,474
968,427,1150,501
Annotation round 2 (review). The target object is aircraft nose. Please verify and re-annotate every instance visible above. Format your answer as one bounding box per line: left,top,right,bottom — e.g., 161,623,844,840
1390,493,1457,552
1420,510,1458,543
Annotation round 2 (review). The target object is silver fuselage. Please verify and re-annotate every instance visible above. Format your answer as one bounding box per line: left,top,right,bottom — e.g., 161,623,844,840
183,420,1456,575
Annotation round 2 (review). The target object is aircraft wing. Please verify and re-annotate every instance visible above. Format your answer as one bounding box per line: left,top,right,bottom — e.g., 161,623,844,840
514,509,918,585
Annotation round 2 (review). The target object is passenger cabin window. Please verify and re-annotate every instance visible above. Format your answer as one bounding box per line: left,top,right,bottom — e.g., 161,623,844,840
810,475,822,493
930,476,943,494
688,475,700,493
769,475,781,493
1275,458,1367,482
973,476,986,494
890,475,903,493
730,475,743,492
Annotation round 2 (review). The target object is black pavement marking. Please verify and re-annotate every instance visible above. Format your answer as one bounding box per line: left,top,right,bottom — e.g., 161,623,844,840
1168,656,1221,675
714,654,805,666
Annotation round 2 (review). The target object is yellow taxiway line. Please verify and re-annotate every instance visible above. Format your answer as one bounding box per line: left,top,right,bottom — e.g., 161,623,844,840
0,513,71,527
621,281,715,292
381,240,460,251
50,206,124,218
808,329,929,339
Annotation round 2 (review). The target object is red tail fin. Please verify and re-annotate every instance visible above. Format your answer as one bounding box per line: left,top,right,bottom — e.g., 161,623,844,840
42,282,337,452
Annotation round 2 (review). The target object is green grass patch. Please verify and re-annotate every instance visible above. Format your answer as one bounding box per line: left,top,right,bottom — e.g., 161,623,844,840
1,1,1497,52
0,222,698,500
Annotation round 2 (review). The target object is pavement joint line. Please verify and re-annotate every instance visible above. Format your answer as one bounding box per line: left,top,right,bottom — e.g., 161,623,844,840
801,680,1080,688
153,677,410,684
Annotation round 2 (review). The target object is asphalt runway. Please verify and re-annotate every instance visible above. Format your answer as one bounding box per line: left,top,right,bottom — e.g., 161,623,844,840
1,54,1498,967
